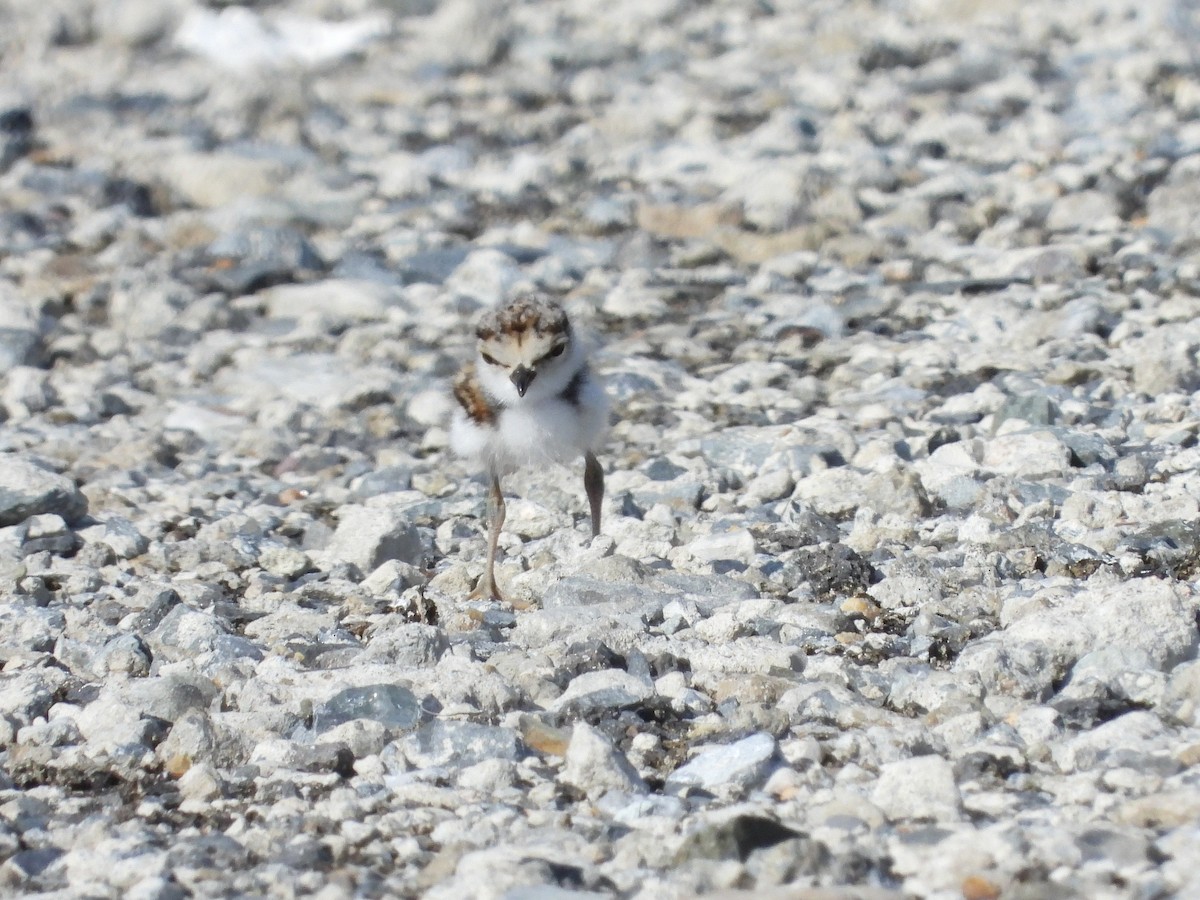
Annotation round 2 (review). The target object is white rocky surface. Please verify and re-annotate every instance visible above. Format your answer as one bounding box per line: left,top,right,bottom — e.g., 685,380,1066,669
3,0,1200,897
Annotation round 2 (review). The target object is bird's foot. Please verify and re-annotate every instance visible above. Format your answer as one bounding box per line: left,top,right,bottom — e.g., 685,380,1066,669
469,575,534,610
469,575,503,602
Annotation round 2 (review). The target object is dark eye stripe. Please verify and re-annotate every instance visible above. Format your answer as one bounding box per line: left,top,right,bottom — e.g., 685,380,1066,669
480,352,501,366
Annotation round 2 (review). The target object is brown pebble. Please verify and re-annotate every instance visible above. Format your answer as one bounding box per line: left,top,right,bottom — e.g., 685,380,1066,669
518,714,570,756
841,596,882,621
277,487,309,504
961,874,1001,900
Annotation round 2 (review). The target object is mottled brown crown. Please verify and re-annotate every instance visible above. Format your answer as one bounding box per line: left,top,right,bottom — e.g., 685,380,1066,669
476,296,570,342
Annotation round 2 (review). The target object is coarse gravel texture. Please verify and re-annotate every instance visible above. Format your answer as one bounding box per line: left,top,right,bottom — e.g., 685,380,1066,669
3,0,1200,898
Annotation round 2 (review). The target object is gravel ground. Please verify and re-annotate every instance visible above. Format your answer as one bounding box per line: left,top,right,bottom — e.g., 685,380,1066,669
3,0,1200,897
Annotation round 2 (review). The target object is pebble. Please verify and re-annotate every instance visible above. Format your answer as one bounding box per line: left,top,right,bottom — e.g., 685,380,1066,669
400,720,522,770
0,457,88,527
560,723,648,799
665,733,778,796
1160,661,1200,727
870,755,962,823
363,623,448,667
78,516,150,560
322,505,425,573
313,684,423,733
1000,579,1198,673
550,669,654,715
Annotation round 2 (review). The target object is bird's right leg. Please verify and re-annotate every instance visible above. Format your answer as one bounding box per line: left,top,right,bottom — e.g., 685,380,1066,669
471,475,507,603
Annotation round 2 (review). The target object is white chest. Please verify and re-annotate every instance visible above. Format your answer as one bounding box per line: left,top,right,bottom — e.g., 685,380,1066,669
450,383,608,475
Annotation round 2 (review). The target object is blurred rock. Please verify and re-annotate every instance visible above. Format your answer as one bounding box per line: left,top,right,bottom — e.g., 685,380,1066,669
0,457,87,526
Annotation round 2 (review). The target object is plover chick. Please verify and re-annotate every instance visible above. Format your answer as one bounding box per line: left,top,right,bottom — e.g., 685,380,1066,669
449,295,608,605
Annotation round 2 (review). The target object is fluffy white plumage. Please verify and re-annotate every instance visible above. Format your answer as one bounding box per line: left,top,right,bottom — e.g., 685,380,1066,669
449,338,608,475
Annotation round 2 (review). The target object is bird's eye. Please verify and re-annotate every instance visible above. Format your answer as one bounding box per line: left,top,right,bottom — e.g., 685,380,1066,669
480,352,501,366
533,344,566,366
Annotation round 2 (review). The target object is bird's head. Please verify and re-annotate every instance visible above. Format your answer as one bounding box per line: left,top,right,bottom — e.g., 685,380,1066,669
475,297,573,400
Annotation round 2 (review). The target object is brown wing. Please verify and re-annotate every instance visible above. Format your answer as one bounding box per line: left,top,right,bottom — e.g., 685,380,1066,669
452,364,497,425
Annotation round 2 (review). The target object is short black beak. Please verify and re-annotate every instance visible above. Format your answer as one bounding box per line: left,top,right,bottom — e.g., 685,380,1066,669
511,366,535,397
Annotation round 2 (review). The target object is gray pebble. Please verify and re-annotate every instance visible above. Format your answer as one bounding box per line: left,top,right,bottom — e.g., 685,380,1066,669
323,504,425,573
400,720,522,769
560,723,647,799
870,755,962,822
0,457,87,527
665,733,777,796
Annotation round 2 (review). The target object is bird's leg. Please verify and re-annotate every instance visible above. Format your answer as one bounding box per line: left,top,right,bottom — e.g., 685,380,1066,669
471,475,506,602
584,451,604,537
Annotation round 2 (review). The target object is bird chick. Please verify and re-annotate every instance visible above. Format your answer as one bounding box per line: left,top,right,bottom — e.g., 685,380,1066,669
449,295,608,604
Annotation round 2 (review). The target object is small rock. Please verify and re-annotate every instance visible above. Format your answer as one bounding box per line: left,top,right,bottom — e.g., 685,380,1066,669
2,366,57,418
560,722,647,798
677,815,808,872
177,761,224,803
1161,660,1200,727
409,0,511,71
687,527,757,564
81,516,150,559
156,709,222,769
457,757,517,793
313,684,424,732
550,669,653,714
1054,646,1166,725
257,543,312,579
321,718,389,760
20,514,75,555
400,720,522,769
445,248,525,303
980,429,1071,478
871,755,962,822
97,634,153,677
198,226,323,294
364,623,448,667
0,671,60,730
1001,578,1197,674
0,457,88,526
361,559,426,596
324,504,425,572
159,150,292,209
94,0,184,47
151,605,231,656
0,106,34,174
665,733,777,796
1044,190,1120,234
